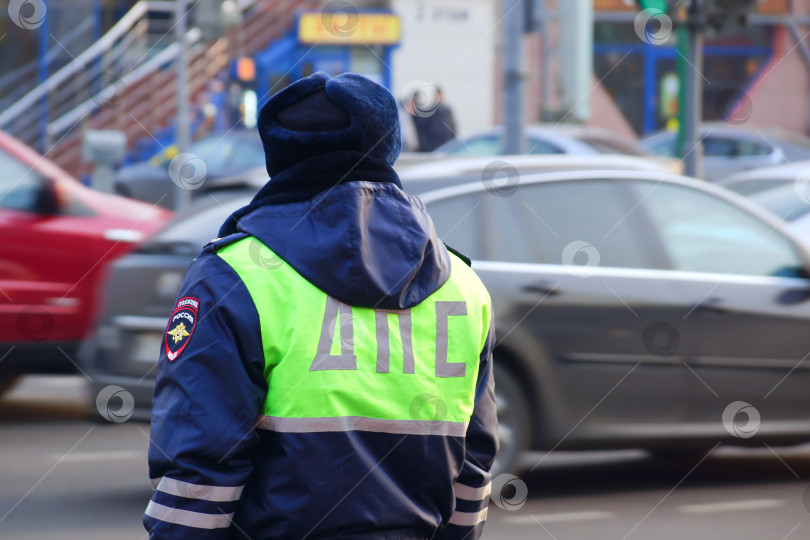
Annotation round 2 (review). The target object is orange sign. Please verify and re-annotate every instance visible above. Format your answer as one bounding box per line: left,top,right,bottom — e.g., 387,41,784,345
236,57,256,82
298,12,400,45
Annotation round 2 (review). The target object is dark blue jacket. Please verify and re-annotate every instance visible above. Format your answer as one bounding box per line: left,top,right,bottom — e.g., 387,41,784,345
143,150,497,539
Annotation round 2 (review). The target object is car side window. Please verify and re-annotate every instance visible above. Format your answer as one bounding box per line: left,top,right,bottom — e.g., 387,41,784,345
426,193,483,260
632,181,805,277
509,180,658,269
481,195,535,263
703,137,738,157
0,149,47,212
738,140,773,157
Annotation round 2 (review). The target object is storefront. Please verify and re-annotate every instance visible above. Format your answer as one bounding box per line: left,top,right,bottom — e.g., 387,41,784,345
593,0,791,135
248,10,401,104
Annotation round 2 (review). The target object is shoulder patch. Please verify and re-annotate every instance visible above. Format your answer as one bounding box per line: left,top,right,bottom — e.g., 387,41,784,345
165,296,199,361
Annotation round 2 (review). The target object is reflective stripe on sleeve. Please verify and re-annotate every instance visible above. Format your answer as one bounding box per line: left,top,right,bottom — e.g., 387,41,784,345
144,501,233,529
257,415,468,436
155,477,244,502
453,481,492,501
449,507,488,527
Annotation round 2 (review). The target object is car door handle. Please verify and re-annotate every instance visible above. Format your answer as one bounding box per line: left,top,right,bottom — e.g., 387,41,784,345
696,298,729,315
522,281,560,296
776,287,810,305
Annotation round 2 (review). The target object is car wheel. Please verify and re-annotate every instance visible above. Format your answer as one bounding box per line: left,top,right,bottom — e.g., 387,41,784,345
0,376,20,398
492,363,531,476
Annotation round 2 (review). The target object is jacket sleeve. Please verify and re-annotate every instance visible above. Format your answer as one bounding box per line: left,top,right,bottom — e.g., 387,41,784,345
143,251,267,540
436,321,499,540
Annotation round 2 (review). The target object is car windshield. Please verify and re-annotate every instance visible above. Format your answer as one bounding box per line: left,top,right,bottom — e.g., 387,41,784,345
155,134,264,172
0,148,46,211
749,183,810,223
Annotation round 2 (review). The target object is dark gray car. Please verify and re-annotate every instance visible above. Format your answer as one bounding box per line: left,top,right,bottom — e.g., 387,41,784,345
115,131,265,208
85,169,810,475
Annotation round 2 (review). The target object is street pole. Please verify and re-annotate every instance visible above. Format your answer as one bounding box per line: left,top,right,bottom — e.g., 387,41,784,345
502,0,525,155
538,0,552,121
558,0,593,124
675,18,688,160
175,0,192,211
38,12,49,153
682,0,704,178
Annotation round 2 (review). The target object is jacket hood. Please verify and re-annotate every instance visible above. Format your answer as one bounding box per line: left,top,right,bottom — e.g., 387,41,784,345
220,178,450,310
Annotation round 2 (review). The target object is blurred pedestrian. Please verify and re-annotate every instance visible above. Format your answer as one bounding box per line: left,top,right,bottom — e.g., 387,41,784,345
412,85,457,152
143,72,498,540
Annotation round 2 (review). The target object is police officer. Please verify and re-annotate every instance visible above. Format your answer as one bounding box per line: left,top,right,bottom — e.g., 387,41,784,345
144,72,498,540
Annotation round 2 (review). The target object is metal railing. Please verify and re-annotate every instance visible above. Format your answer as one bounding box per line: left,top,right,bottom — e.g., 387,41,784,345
0,1,179,151
47,28,202,140
1,0,314,176
0,17,96,112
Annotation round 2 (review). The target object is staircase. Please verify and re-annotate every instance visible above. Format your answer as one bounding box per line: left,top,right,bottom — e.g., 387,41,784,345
0,0,319,177
0,17,96,114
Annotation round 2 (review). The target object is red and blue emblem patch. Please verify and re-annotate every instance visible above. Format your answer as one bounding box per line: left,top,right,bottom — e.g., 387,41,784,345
165,297,199,361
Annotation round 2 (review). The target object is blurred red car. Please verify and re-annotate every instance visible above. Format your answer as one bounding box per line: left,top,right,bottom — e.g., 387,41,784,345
0,131,171,391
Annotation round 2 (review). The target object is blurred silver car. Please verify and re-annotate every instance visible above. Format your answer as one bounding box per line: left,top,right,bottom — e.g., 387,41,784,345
641,123,810,181
208,153,675,195
434,124,650,157
398,153,671,179
739,182,810,244
719,161,810,196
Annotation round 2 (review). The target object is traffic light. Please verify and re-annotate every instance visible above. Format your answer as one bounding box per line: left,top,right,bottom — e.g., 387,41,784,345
636,0,761,30
703,0,760,30
636,0,669,13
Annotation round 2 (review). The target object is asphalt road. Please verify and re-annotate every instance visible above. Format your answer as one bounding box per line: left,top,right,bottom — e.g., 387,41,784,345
2,376,810,540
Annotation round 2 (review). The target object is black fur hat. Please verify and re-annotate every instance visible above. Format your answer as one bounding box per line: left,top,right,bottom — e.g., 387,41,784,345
257,72,402,177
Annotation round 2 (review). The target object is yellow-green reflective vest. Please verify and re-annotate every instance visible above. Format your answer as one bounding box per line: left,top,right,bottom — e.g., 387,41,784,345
216,236,491,435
